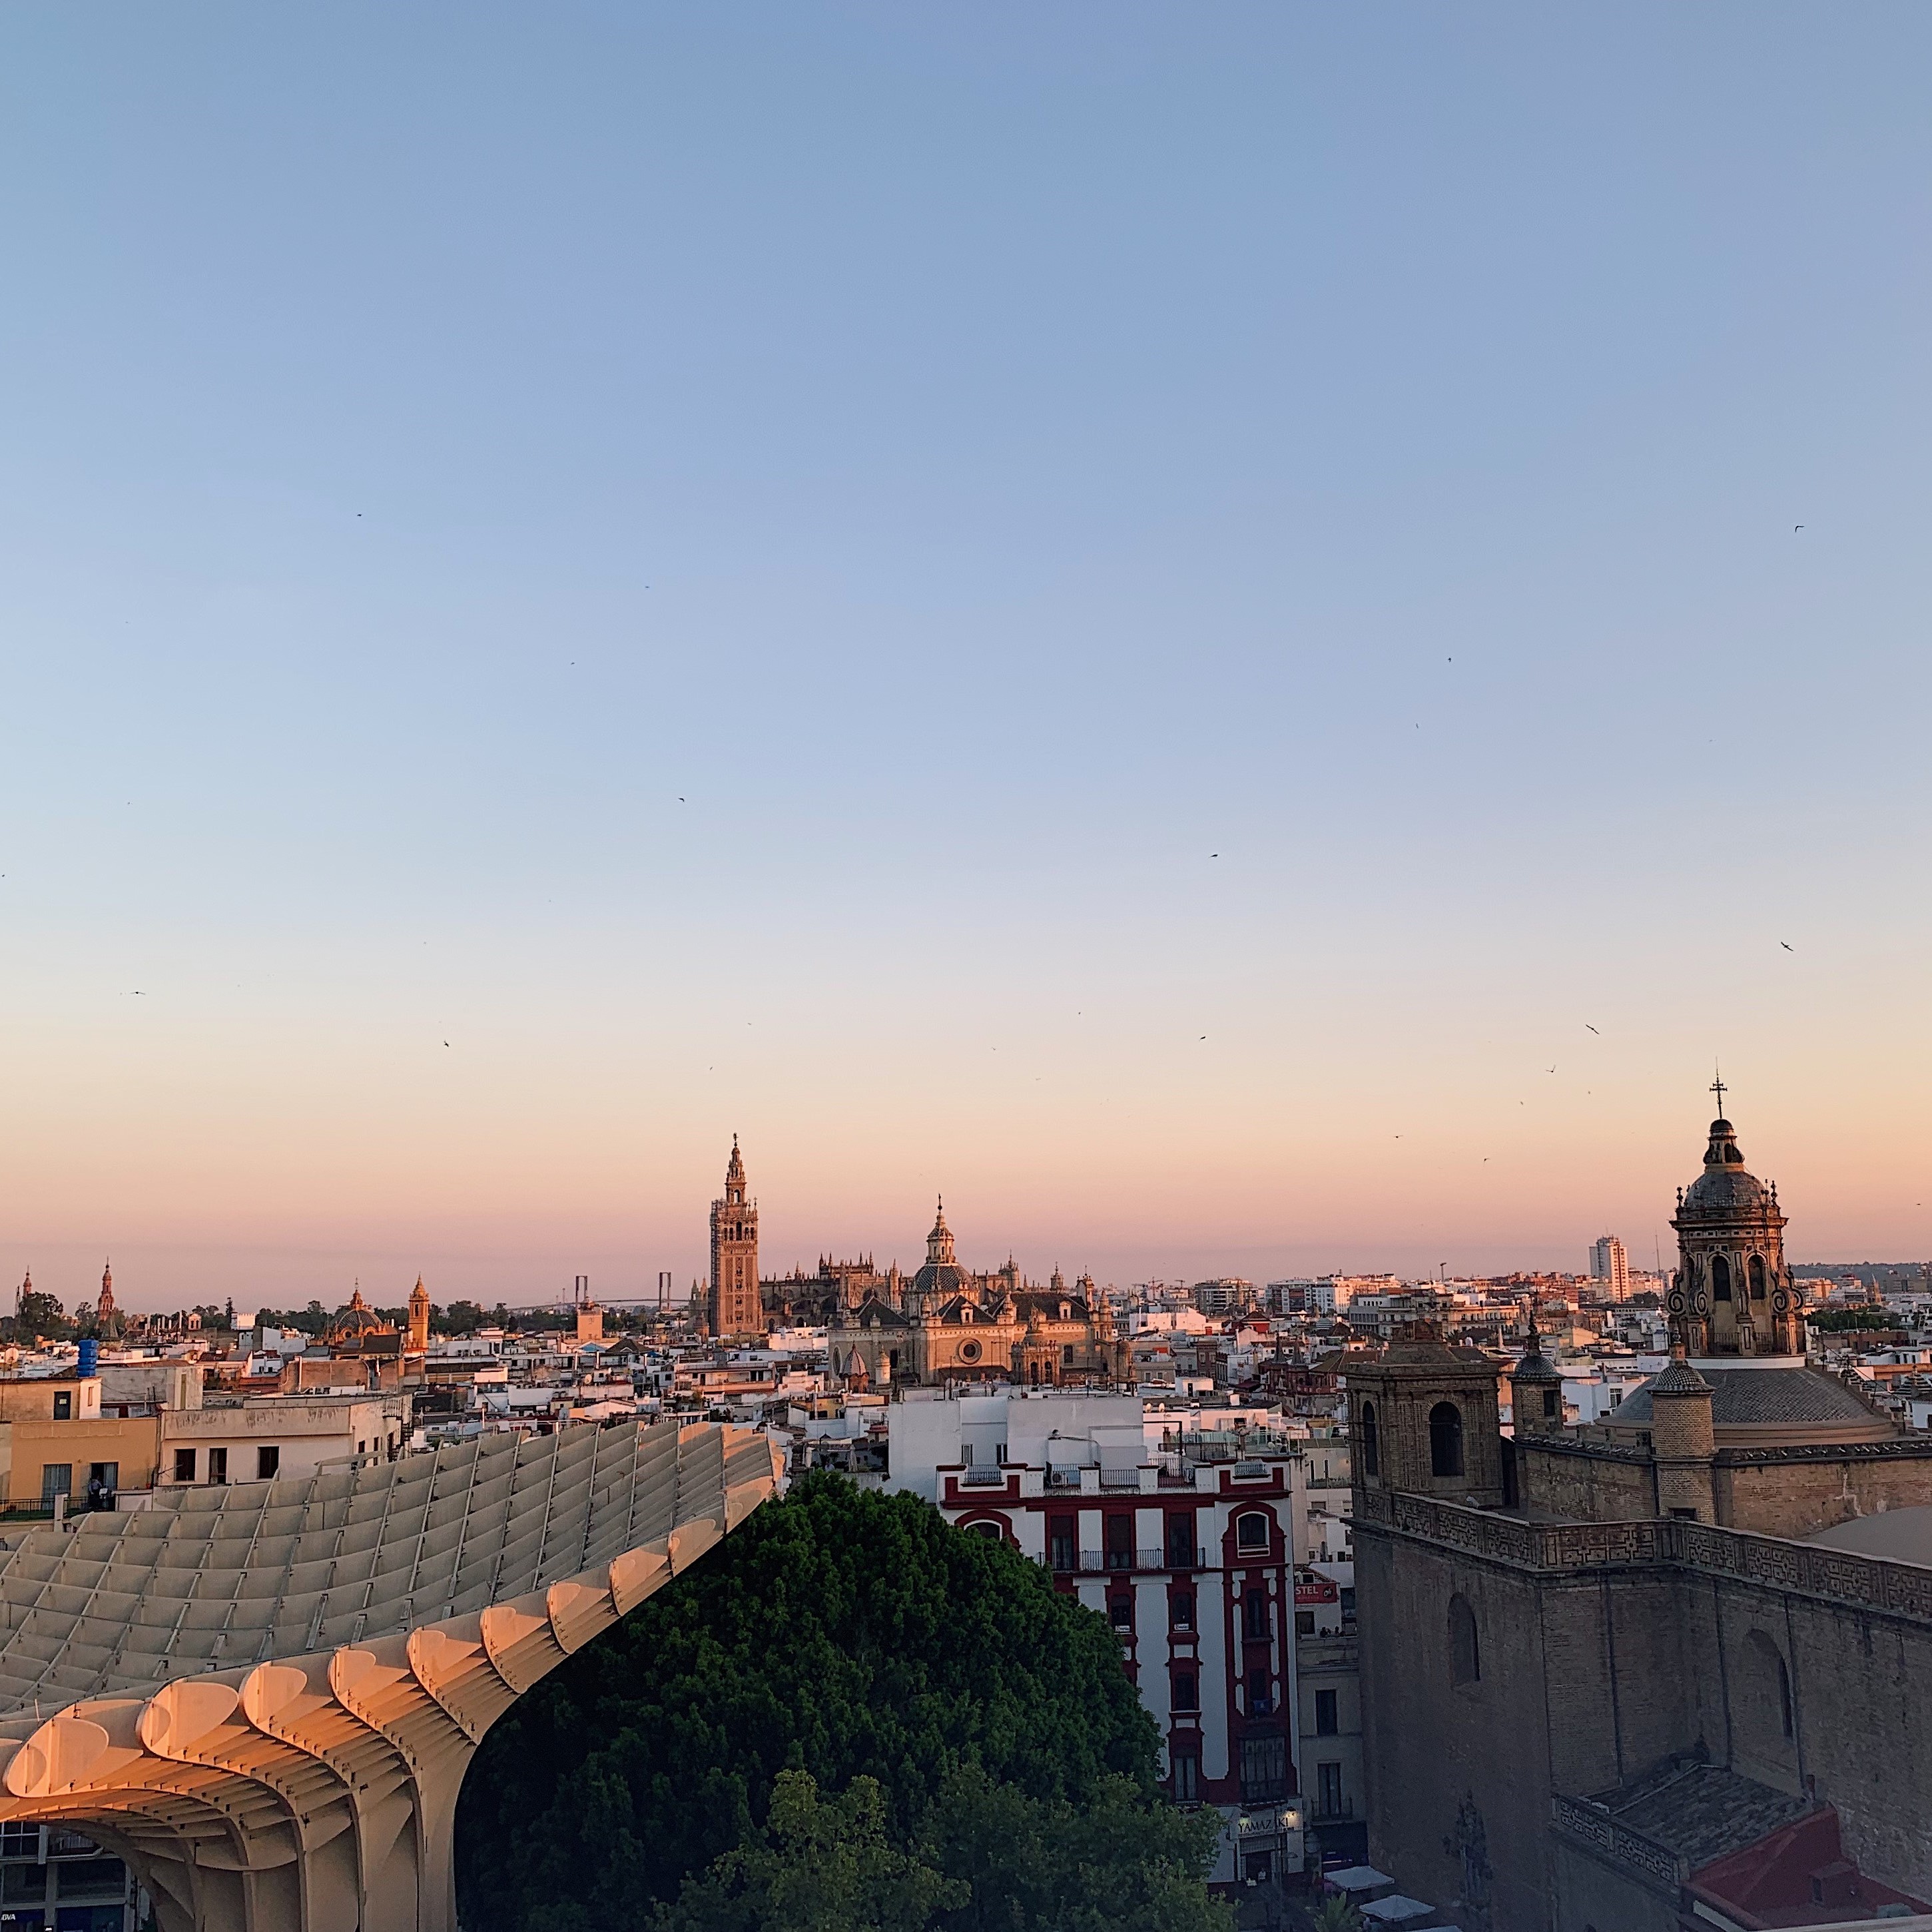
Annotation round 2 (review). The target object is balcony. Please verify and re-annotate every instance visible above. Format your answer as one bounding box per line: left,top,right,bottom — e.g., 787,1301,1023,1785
1073,1548,1185,1574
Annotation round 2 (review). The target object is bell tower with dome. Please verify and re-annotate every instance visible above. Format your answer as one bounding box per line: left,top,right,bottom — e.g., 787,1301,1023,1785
1668,1079,1803,1357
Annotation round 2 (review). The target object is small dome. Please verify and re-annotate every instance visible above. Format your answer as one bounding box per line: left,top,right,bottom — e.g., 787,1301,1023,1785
1680,1118,1770,1216
1510,1345,1563,1387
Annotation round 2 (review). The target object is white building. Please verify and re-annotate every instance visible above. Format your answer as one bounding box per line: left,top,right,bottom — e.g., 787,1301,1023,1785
888,1387,1307,1887
159,1394,406,1486
1588,1234,1630,1300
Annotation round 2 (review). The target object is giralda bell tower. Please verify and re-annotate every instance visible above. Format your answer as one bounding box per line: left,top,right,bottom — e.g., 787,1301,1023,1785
709,1136,764,1339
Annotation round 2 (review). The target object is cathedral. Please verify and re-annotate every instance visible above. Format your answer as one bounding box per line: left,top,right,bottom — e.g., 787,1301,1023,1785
831,1199,1128,1390
701,1141,1127,1384
1352,1098,1932,1930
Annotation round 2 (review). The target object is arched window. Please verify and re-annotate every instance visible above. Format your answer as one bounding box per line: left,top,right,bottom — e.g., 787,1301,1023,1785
1361,1401,1379,1478
1429,1402,1464,1478
966,1519,1004,1542
1712,1255,1732,1301
1449,1594,1480,1687
1742,1630,1795,1756
1235,1510,1271,1553
1749,1255,1768,1301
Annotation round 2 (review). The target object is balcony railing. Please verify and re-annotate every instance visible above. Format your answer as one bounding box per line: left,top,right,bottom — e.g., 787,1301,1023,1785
1065,1547,1190,1574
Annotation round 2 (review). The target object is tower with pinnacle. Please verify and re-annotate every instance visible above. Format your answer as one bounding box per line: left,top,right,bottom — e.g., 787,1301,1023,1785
709,1136,764,1339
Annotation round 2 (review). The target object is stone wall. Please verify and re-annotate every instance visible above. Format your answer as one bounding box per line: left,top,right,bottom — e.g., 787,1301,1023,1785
1714,1444,1932,1538
1356,1490,1932,1931
1514,1439,1654,1524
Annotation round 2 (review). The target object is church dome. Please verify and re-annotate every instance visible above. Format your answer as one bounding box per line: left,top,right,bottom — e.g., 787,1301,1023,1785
1510,1343,1563,1387
1680,1120,1770,1216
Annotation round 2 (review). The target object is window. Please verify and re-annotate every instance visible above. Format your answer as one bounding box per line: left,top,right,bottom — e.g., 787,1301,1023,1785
1235,1511,1270,1553
51,1391,71,1421
1542,1389,1560,1419
0,1821,38,1859
1247,1670,1271,1714
1239,1732,1287,1802
1712,1255,1732,1301
1106,1514,1134,1569
1172,1670,1198,1712
1360,1400,1379,1477
1317,1760,1344,1817
1061,1345,1075,1366
1049,1516,1076,1571
1165,1513,1197,1569
968,1520,1002,1541
1315,1689,1338,1735
174,1447,197,1484
208,1447,228,1484
1110,1595,1133,1632
257,1446,280,1481
1169,1590,1195,1632
1750,1255,1768,1301
85,1462,119,1509
39,1464,71,1504
1777,1655,1793,1738
1296,1608,1316,1636
1171,1751,1199,1802
1340,1587,1355,1620
1429,1402,1464,1479
1242,1592,1269,1642
1449,1594,1480,1688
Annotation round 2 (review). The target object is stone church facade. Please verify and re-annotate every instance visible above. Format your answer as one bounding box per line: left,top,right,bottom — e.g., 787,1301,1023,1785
703,1143,1127,1385
834,1202,1129,1390
1353,1104,1932,1931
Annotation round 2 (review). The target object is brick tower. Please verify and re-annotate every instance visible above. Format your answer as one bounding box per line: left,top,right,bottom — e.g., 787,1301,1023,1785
709,1136,764,1339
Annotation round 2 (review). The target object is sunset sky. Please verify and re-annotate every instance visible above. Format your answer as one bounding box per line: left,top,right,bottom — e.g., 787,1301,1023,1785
4,5,1929,1311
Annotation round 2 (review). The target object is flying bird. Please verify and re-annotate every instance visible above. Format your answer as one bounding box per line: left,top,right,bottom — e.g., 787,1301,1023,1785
444,1041,450,1047
1793,523,1803,531
1780,941,1793,952
1585,1024,1599,1034
1546,1066,1556,1074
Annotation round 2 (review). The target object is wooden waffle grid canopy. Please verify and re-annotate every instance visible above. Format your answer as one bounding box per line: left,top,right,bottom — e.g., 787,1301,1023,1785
0,1419,779,1932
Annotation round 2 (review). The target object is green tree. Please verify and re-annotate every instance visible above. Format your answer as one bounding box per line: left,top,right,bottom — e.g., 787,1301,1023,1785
658,1771,965,1932
1308,1899,1361,1932
921,1766,1230,1932
1807,1304,1891,1333
15,1289,70,1341
456,1475,1165,1932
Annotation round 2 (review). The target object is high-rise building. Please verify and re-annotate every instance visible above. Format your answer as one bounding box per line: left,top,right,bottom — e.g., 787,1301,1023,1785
1587,1234,1628,1299
709,1136,764,1339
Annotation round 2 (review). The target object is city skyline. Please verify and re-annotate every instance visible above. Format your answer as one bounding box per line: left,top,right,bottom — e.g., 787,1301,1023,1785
5,7,1929,1304
7,1095,1905,1315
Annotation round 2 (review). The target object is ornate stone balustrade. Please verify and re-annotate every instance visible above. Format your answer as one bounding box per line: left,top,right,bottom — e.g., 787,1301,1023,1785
1549,1791,1686,1885
1353,1485,1932,1624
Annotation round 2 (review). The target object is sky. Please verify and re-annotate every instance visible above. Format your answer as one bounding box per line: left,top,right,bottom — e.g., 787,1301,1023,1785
3,5,1929,1313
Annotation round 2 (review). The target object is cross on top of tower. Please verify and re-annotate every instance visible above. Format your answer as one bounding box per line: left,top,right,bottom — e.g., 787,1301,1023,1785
1710,1068,1727,1118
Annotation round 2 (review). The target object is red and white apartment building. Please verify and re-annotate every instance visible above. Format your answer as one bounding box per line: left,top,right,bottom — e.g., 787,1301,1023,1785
890,1389,1309,1886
